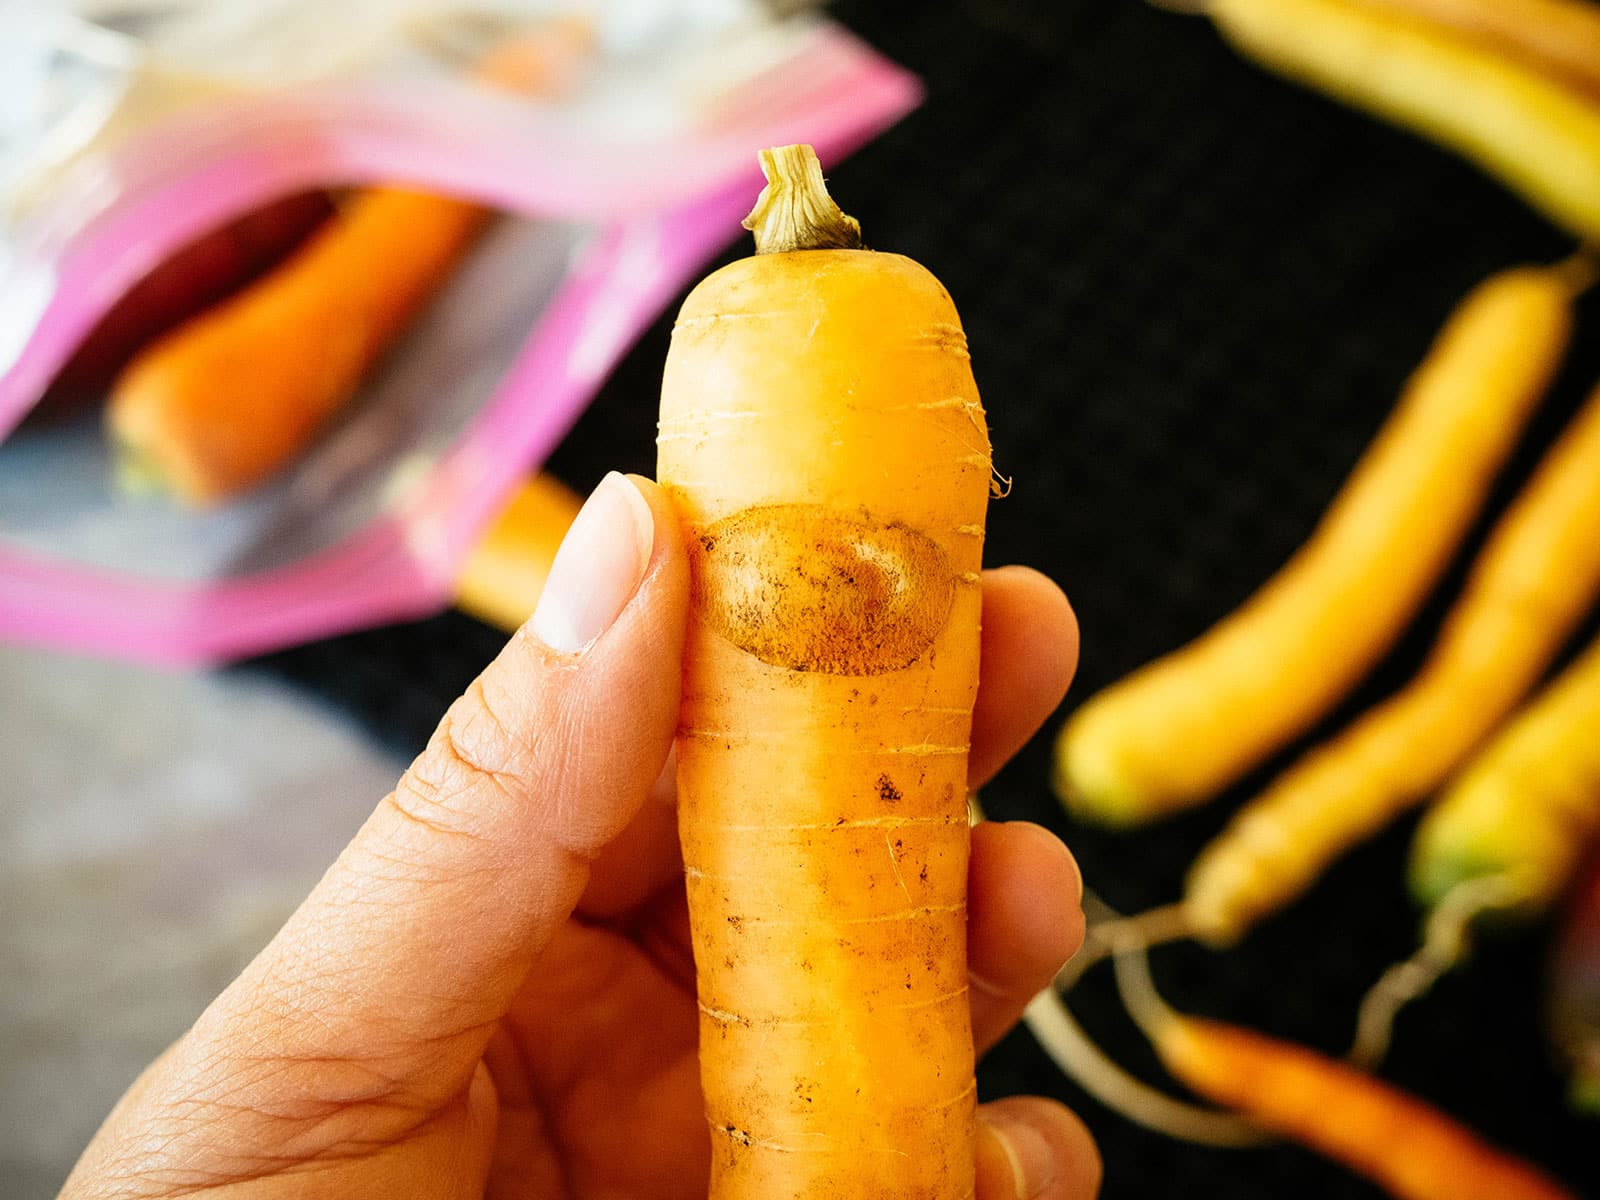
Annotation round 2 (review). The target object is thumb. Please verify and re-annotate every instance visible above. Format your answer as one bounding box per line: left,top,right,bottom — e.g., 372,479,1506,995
201,472,688,1104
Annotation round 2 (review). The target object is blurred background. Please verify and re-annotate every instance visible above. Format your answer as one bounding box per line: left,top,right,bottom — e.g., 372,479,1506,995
4,1,1600,1197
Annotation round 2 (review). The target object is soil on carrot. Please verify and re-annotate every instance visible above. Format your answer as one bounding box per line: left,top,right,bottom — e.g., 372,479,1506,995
689,503,956,675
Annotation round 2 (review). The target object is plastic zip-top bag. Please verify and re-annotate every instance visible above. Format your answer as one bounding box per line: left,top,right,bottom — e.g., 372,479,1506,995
0,0,920,664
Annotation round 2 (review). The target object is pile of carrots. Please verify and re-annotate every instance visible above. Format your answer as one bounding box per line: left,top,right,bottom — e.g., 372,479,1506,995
1038,0,1600,1195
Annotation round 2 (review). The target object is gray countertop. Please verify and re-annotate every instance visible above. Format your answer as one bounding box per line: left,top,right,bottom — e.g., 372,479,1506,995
0,645,407,1198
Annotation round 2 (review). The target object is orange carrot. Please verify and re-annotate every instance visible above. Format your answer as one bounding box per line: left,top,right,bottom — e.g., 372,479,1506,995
43,191,334,413
658,145,988,1197
1154,1016,1577,1200
107,187,488,503
105,21,591,505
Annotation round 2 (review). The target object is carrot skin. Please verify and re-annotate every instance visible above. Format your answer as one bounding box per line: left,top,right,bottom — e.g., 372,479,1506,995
659,156,986,1196
1156,1017,1577,1200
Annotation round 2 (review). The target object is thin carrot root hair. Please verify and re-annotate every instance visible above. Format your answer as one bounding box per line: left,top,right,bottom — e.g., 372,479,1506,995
1088,903,1194,959
1347,872,1535,1070
1023,989,1269,1148
1023,893,1267,1149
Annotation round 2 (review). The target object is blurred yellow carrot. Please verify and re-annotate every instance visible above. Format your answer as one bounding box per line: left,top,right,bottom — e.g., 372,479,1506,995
1056,262,1580,827
1186,371,1600,944
1348,0,1600,103
1411,630,1600,916
1203,0,1600,241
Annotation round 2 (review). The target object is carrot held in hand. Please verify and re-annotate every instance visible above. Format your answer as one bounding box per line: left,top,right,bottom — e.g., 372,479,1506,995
1184,365,1600,944
1056,261,1577,827
658,144,988,1197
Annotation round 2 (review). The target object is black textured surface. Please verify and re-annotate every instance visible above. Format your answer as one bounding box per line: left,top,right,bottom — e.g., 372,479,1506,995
253,2,1600,1195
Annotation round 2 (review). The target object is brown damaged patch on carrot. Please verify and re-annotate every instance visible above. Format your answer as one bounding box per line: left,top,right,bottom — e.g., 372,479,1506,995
689,504,956,676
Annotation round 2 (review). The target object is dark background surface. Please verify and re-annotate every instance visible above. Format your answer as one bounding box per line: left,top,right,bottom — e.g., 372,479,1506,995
256,2,1600,1195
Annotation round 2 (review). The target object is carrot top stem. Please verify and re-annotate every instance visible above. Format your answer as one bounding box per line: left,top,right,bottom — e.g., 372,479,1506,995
741,144,863,254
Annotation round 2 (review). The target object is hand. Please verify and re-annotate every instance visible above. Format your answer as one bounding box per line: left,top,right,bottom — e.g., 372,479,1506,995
63,473,1099,1200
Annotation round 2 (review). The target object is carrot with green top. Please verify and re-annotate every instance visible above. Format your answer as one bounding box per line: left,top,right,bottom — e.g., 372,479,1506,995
1343,629,1600,1069
1411,630,1600,916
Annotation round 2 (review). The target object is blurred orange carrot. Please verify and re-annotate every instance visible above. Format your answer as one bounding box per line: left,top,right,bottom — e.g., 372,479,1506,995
1154,1016,1577,1200
108,188,489,502
41,191,334,414
106,19,593,505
